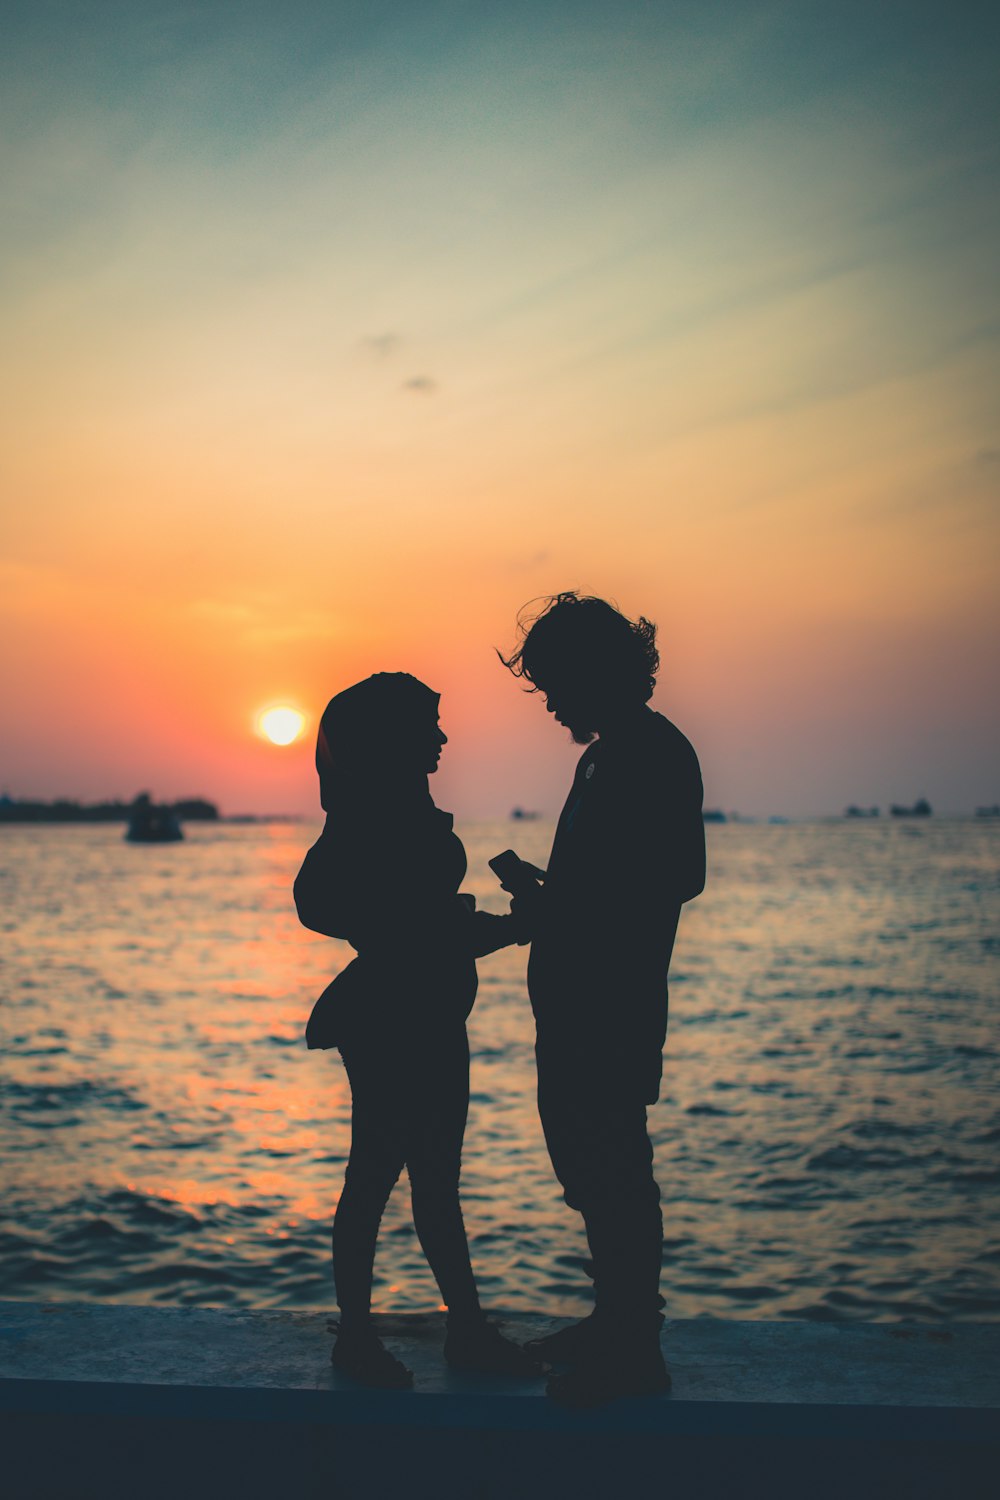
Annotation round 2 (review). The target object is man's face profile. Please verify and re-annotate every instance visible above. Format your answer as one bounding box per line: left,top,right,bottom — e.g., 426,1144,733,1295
536,670,600,745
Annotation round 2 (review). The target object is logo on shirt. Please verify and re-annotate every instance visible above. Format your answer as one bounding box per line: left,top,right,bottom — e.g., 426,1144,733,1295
585,763,595,780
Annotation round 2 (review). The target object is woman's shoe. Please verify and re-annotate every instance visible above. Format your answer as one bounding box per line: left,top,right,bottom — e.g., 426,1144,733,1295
444,1316,547,1379
331,1327,414,1390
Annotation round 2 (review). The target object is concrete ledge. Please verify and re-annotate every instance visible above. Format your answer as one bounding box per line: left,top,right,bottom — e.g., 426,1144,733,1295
2,1302,998,1498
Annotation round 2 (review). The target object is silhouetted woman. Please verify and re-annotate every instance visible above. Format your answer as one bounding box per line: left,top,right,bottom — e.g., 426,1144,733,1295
294,673,538,1388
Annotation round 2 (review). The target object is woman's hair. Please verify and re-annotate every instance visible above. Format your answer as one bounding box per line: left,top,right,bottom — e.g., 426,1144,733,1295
316,672,439,810
499,592,659,703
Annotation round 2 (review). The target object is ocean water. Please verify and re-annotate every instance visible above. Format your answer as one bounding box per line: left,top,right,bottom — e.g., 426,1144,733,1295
1,818,998,1323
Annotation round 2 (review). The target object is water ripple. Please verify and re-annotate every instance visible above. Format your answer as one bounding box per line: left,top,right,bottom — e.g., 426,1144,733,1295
1,817,998,1321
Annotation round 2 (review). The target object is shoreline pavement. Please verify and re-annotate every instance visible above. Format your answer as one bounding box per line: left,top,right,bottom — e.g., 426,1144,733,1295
1,1301,998,1498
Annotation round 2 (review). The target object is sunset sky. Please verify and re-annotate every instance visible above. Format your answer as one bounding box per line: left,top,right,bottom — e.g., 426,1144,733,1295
2,0,998,818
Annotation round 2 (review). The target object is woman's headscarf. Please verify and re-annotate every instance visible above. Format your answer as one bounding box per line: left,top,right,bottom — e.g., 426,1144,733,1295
315,672,441,817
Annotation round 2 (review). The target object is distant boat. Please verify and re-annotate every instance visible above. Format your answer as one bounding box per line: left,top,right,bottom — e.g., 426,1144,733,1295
125,794,183,843
702,809,727,824
845,805,880,818
126,810,183,842
890,798,932,818
509,807,540,821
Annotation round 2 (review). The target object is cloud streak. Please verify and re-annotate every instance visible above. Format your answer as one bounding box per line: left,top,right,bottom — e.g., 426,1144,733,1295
360,333,401,358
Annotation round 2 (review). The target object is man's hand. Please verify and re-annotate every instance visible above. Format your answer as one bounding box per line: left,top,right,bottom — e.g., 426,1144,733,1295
488,850,545,943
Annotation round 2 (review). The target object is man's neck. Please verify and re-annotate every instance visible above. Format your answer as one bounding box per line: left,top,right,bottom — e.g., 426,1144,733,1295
594,703,652,742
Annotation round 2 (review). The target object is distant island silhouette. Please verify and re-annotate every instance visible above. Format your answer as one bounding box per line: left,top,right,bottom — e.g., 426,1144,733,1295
0,793,219,824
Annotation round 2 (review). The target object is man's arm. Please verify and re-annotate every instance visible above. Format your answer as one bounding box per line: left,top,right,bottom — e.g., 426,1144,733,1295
597,733,704,934
674,750,706,902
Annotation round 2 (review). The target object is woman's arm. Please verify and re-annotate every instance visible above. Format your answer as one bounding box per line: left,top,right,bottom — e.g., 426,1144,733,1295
293,841,350,937
469,908,528,957
294,831,528,957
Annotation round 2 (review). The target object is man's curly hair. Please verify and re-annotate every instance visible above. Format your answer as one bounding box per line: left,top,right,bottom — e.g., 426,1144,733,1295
499,592,660,703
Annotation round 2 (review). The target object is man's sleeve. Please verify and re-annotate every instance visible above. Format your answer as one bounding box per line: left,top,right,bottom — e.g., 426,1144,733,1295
621,736,704,916
673,743,706,903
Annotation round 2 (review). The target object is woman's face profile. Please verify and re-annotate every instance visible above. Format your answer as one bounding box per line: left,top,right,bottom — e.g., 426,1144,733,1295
395,712,447,775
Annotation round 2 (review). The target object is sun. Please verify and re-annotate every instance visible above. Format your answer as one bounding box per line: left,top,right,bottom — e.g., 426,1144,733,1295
257,706,306,746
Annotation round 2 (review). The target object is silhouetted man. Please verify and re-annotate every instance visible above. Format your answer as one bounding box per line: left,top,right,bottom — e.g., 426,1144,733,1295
501,592,705,1406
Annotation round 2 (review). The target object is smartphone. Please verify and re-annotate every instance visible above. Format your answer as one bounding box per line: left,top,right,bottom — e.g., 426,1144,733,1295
489,849,541,895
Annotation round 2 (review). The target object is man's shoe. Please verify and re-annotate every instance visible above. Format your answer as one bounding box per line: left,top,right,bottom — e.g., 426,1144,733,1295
523,1313,602,1364
546,1343,671,1408
331,1327,414,1390
444,1316,547,1379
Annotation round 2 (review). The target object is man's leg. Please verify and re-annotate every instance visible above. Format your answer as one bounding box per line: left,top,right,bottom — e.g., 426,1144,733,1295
538,1067,664,1329
534,1043,669,1402
577,1101,664,1333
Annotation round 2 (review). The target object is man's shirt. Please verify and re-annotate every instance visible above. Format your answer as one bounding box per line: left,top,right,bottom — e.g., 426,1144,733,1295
527,707,704,1098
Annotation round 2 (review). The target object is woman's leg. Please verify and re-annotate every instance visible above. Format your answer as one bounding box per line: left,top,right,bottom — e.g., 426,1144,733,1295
406,1024,544,1378
405,1024,481,1319
333,1042,407,1328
